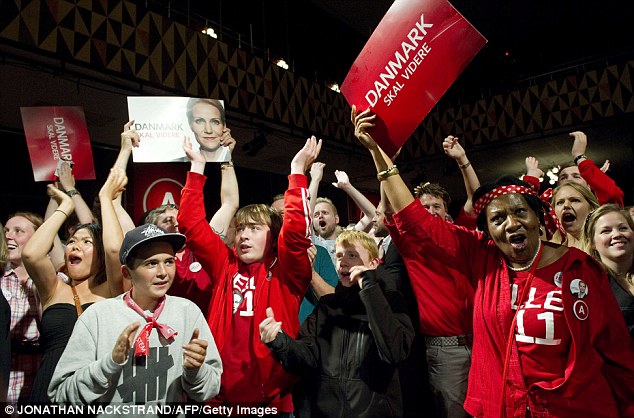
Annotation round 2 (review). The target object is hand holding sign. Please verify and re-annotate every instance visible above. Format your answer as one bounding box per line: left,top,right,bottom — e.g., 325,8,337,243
341,0,487,157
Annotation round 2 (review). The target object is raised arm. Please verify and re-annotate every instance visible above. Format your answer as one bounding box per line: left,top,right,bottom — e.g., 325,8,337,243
308,162,325,216
522,156,543,193
569,131,624,206
351,106,414,212
332,170,376,232
98,168,129,296
209,127,239,244
22,185,74,306
57,161,95,224
178,136,229,284
442,136,480,216
111,121,140,233
44,196,66,271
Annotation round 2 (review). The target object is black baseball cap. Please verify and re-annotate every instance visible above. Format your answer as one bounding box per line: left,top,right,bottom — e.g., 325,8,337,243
119,224,186,264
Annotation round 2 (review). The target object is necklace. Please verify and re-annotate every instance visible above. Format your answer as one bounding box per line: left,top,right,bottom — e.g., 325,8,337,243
507,242,541,272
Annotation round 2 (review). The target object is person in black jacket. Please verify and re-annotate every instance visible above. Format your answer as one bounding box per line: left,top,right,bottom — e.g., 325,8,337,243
259,229,414,418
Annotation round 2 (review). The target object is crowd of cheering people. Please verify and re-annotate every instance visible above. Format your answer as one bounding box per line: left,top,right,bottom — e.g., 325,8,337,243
1,103,633,418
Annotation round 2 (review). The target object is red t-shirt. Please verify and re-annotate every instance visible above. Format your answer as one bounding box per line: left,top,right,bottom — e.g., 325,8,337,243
510,253,572,388
212,262,292,412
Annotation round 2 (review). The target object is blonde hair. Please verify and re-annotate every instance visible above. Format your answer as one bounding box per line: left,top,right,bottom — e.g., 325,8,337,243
335,229,379,260
582,204,634,276
551,182,599,211
315,197,338,217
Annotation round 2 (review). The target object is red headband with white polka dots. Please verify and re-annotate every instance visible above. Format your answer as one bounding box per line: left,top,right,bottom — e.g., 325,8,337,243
473,185,565,242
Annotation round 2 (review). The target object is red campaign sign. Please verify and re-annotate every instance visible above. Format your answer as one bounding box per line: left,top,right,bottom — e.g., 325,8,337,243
20,106,96,182
131,163,189,223
341,0,487,157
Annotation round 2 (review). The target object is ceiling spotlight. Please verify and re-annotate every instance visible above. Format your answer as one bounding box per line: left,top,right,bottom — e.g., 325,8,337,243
202,27,218,38
275,59,289,70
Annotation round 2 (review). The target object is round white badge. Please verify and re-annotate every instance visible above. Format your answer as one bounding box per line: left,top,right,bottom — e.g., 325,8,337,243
573,300,589,321
553,272,563,288
189,262,202,273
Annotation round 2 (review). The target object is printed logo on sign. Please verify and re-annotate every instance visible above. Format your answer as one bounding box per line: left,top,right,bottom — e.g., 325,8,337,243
143,178,184,212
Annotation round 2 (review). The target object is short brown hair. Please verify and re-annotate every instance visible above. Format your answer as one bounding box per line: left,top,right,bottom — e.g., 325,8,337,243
145,204,179,225
414,182,451,211
235,204,283,245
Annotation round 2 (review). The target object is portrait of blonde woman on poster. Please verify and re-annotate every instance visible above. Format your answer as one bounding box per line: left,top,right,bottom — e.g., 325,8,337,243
186,98,232,163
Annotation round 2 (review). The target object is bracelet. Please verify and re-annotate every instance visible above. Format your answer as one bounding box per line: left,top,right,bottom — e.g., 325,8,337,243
573,154,587,165
55,209,68,218
377,165,399,181
66,189,81,197
220,161,234,169
458,161,471,169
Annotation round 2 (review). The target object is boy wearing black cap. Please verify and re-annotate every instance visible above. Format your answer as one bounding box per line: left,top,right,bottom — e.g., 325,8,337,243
49,224,222,414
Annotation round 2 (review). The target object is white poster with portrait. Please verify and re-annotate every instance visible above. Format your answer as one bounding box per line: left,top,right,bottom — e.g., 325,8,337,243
127,96,230,162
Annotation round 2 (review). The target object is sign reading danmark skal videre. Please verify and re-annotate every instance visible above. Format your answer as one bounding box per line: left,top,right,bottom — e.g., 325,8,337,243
20,106,95,182
341,0,487,157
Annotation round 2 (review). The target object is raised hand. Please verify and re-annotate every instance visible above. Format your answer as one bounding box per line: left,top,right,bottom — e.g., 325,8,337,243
351,105,378,151
99,168,128,201
332,170,351,190
121,120,141,152
310,162,326,182
569,131,588,159
219,127,236,154
291,135,322,175
57,161,76,192
183,328,208,369
47,183,73,210
259,307,282,343
112,322,140,364
442,135,466,161
525,156,544,179
599,159,610,173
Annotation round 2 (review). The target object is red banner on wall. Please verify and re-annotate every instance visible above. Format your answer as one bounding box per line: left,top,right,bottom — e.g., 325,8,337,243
20,106,96,182
341,0,487,157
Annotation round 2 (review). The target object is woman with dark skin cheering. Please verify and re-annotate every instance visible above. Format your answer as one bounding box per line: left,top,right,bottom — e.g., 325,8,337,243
351,106,634,418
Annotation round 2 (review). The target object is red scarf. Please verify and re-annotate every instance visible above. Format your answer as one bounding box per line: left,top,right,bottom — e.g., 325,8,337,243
123,290,178,357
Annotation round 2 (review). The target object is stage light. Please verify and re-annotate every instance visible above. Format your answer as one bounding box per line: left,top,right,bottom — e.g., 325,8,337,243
328,82,340,93
202,27,218,39
275,59,289,70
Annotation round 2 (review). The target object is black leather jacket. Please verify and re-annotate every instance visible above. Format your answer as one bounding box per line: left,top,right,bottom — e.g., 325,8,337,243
267,272,414,418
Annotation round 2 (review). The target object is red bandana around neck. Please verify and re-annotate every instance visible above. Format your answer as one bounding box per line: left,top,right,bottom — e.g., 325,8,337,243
123,290,178,357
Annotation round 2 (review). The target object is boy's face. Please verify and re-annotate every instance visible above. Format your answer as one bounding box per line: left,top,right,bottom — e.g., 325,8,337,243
335,241,377,287
235,217,272,264
123,241,176,307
